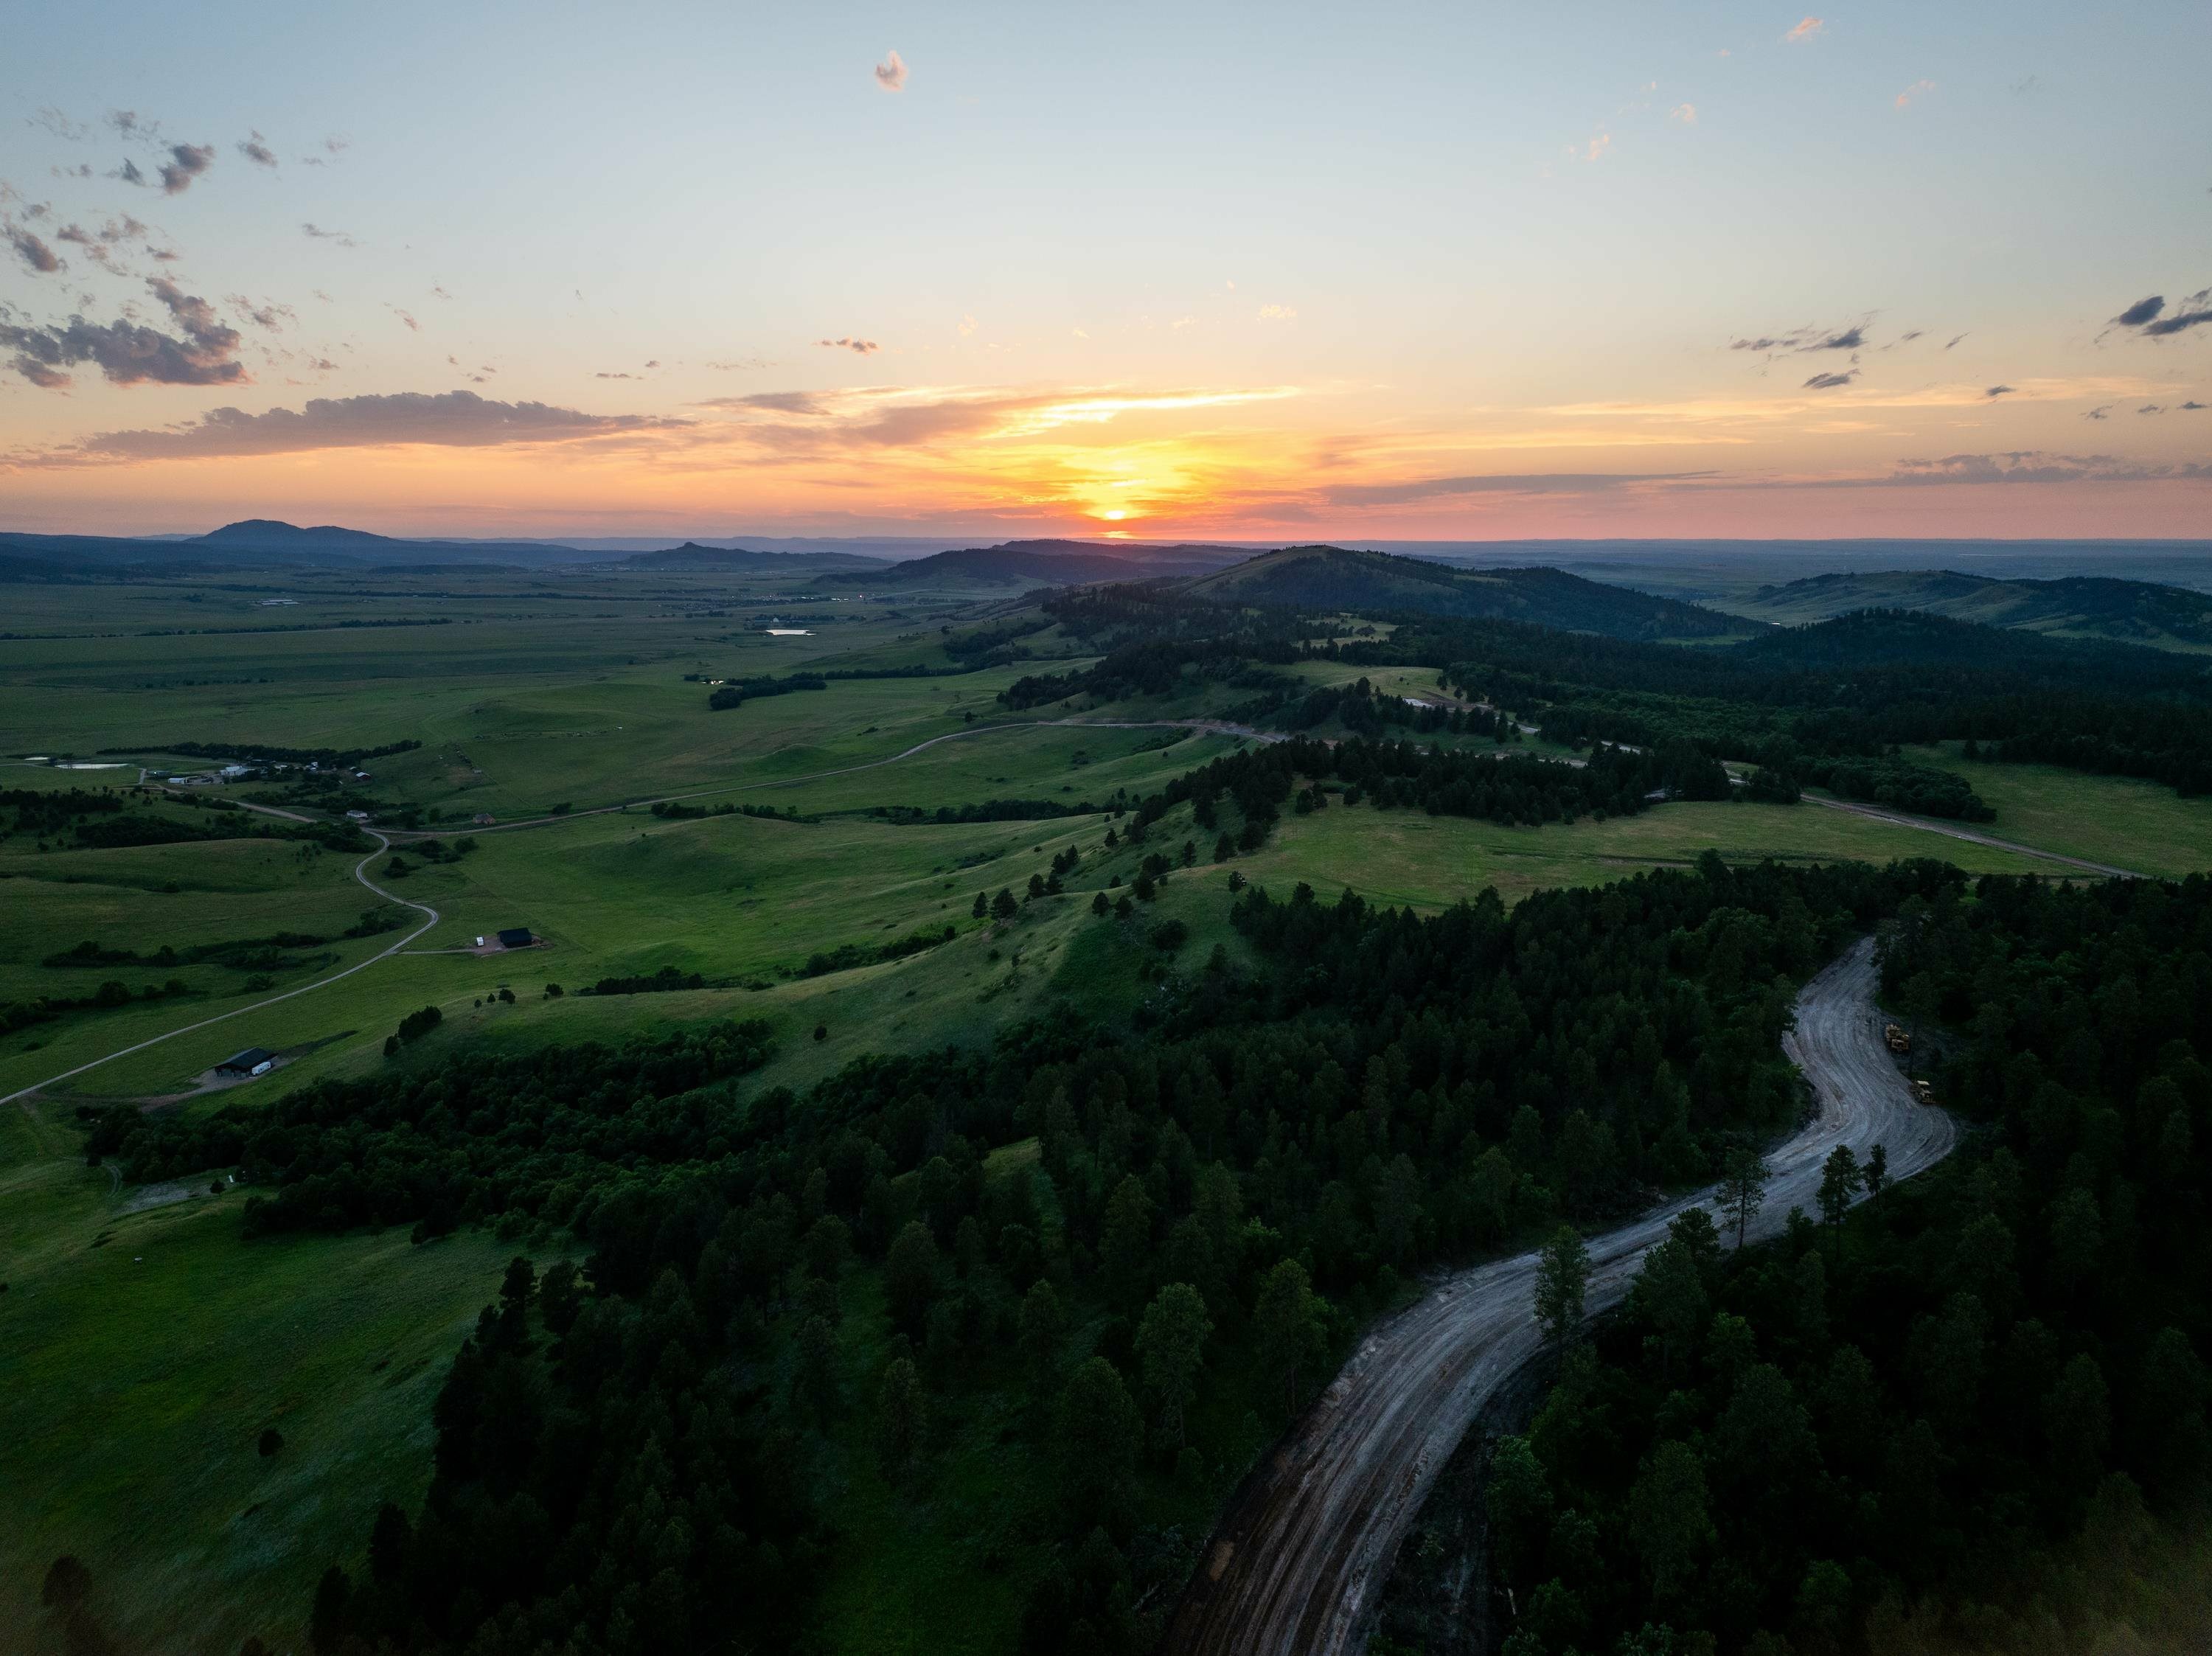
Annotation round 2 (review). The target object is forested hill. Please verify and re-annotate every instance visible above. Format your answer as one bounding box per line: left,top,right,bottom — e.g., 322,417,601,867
1731,606,2212,679
828,540,1248,586
1725,567,2212,650
1172,546,1747,641
1355,607,2212,793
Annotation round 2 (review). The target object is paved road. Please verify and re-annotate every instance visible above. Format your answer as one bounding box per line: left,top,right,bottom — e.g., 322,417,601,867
1161,937,1956,1656
0,827,439,1108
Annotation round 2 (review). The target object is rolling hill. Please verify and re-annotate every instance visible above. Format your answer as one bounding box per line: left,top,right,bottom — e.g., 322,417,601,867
1172,545,1749,640
1722,569,2212,650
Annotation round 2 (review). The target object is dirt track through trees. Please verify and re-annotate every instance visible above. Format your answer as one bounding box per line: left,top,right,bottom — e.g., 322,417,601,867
1161,936,1955,1656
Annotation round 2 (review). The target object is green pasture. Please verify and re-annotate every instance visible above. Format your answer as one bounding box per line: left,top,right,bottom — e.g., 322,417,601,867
0,838,394,1009
0,1094,519,1656
1905,744,2212,879
1229,795,2064,911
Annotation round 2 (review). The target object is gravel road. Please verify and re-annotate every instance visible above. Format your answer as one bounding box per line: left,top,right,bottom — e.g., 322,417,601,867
0,824,438,1109
1161,936,1955,1656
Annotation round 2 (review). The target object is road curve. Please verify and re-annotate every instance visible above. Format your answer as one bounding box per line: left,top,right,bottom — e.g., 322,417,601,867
0,828,439,1108
1161,936,1956,1656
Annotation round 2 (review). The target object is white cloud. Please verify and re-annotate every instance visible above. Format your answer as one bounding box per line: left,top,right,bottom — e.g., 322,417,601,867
874,49,908,91
958,313,978,337
1785,16,1824,42
1894,79,1936,109
1669,103,1697,125
1256,304,1297,321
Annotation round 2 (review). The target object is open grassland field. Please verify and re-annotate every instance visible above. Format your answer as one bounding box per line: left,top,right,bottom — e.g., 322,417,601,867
0,835,391,999
0,726,1226,1104
1206,794,2063,911
0,1097,521,1656
1,571,1098,819
1906,743,2212,879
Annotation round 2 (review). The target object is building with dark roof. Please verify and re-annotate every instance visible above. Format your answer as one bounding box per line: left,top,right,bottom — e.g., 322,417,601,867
216,1047,276,1076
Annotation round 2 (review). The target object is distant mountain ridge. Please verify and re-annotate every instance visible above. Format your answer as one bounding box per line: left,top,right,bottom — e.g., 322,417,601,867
1721,568,2212,650
1170,544,1749,641
619,542,889,572
0,518,608,574
827,538,1251,586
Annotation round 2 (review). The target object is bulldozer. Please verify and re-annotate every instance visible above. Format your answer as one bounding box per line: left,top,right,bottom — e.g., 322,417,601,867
1913,1079,1935,1106
1884,1022,1912,1056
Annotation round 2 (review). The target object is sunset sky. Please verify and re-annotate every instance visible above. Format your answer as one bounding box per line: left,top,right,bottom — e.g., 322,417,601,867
2,1,2208,543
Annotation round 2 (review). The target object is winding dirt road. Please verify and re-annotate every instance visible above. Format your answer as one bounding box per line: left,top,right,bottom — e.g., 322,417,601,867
1161,936,1955,1656
0,827,438,1109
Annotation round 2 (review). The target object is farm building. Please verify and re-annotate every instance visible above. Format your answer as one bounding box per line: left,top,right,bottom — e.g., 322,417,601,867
472,813,496,826
216,1048,276,1077
475,928,537,950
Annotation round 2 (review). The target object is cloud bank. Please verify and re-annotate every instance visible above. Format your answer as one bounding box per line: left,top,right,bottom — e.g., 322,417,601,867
13,389,686,464
1886,451,2212,485
1325,470,1714,507
2,276,245,387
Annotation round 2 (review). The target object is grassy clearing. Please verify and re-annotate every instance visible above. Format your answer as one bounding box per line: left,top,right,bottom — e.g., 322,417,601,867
1229,795,2062,911
0,1093,517,1656
1905,744,2212,880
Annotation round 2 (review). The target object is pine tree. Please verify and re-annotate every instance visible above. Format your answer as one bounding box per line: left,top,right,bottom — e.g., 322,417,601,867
1534,1225,1591,1352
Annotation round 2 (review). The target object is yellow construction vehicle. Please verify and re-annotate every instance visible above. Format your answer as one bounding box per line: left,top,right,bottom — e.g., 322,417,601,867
1884,1022,1912,1055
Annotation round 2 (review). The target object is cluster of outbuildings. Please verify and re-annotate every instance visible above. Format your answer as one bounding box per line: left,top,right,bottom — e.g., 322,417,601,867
150,759,373,787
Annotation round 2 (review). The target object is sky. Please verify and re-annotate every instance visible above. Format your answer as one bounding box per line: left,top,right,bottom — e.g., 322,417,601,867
1,1,2208,543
